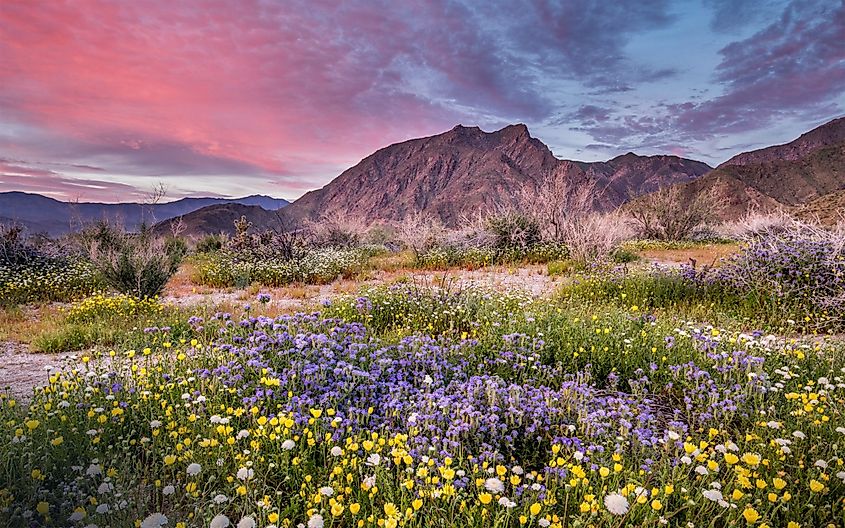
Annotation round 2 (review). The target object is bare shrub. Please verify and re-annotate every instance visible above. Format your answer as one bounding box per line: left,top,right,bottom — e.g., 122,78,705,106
305,214,368,248
518,175,596,242
397,212,445,256
516,176,628,264
628,186,717,241
229,214,307,261
716,209,793,240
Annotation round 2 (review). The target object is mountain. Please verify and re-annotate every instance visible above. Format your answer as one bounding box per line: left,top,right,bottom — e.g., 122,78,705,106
0,192,289,235
150,203,285,238
651,117,845,220
281,124,712,225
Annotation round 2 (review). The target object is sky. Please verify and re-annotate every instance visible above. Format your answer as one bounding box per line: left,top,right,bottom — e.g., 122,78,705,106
1,0,844,203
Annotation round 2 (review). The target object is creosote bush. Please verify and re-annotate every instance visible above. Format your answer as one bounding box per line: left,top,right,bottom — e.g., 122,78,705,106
85,223,185,298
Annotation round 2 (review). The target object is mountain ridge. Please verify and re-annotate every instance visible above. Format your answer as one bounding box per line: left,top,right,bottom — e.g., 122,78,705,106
651,116,845,220
0,192,289,235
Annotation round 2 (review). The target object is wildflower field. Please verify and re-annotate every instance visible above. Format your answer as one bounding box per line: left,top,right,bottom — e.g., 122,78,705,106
1,219,844,528
2,283,844,528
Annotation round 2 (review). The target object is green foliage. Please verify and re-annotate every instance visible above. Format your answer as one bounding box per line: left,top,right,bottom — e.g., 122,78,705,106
487,212,541,251
194,247,370,287
86,224,184,298
194,234,226,253
610,247,640,263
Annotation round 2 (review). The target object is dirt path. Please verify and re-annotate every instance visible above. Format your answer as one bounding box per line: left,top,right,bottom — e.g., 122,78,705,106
0,341,72,401
163,265,565,308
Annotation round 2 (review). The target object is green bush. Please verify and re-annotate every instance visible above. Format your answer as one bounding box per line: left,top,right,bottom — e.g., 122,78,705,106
86,225,184,298
194,234,226,253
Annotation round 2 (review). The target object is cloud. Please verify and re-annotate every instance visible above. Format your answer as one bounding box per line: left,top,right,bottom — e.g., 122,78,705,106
565,0,845,159
0,0,682,200
669,0,845,138
0,159,145,201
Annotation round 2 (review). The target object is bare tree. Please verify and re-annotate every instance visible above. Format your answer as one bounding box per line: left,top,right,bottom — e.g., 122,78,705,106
139,182,168,228
514,176,628,263
628,185,718,241
169,215,187,238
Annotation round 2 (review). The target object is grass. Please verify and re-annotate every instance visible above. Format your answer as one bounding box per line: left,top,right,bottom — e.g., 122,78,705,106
558,269,833,335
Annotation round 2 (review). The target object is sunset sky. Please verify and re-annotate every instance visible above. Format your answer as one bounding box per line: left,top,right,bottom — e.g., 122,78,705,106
1,0,843,202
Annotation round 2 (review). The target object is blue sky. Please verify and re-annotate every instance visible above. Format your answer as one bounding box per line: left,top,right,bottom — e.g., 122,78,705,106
0,0,843,201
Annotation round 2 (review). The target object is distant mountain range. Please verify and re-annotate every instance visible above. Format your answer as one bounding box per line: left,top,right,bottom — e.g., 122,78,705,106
3,116,843,237
0,192,288,235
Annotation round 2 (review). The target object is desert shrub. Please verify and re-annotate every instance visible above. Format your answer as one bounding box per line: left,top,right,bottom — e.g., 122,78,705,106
397,211,445,257
628,186,717,241
514,177,629,264
487,212,541,251
610,247,640,263
85,223,184,298
717,210,793,240
306,214,367,248
559,212,630,264
194,233,226,253
363,223,398,247
717,220,845,330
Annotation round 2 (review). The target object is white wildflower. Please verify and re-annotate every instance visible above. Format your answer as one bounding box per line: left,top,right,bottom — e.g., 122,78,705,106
237,517,256,528
141,513,168,528
484,477,505,494
307,513,324,528
604,493,629,515
210,514,230,528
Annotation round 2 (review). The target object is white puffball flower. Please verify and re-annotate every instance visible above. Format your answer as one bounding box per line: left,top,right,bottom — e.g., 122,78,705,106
141,513,168,528
237,517,256,528
484,477,505,494
281,439,296,450
330,446,343,457
307,513,324,528
604,493,629,515
210,514,230,528
186,463,201,476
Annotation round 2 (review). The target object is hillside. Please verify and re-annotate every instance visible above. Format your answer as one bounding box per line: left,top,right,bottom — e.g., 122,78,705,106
151,203,285,238
634,116,845,220
281,124,711,225
0,192,289,235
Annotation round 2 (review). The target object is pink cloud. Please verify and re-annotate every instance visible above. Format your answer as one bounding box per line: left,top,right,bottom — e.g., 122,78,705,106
0,0,684,200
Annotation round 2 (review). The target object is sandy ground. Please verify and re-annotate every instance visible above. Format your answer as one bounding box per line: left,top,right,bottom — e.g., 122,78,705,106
0,340,74,401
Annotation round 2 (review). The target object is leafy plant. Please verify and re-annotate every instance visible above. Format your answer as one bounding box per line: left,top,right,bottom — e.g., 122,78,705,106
85,223,184,298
